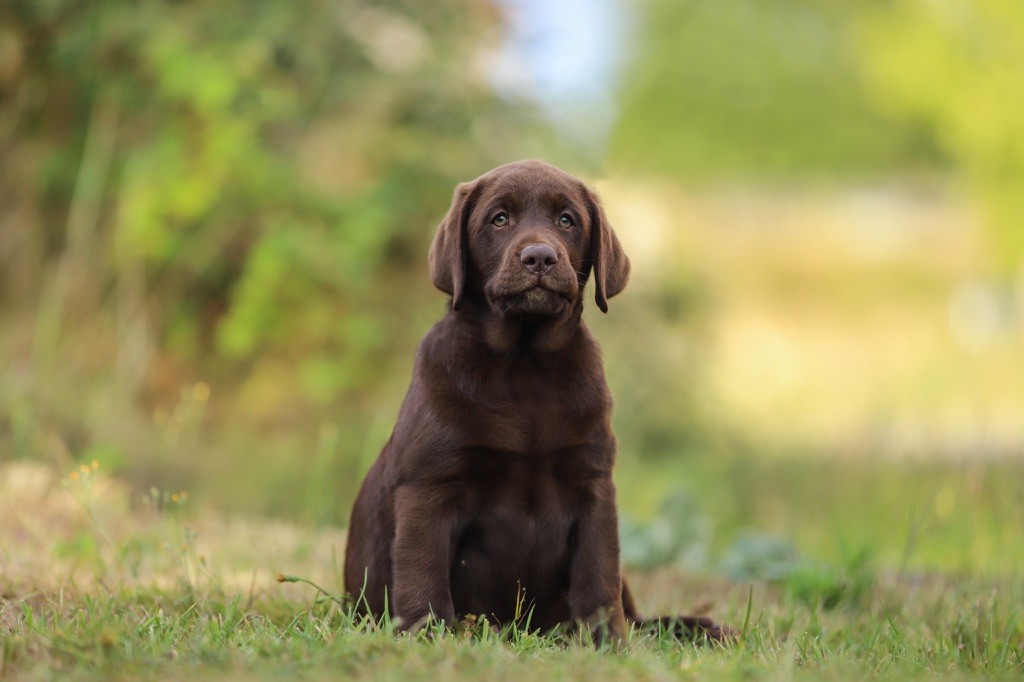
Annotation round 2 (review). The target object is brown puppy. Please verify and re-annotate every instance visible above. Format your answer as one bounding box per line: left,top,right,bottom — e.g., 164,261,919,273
343,160,728,644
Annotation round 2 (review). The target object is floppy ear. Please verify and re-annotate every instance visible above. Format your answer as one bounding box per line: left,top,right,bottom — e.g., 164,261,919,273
429,181,476,310
586,188,630,313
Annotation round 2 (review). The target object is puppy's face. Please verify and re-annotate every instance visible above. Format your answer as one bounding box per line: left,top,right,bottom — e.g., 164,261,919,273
430,160,630,321
468,164,589,319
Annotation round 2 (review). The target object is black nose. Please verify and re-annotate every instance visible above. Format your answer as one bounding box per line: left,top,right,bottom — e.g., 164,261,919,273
520,244,558,275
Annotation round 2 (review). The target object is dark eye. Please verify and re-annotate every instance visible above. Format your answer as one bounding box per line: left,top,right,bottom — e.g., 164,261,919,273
491,212,508,227
558,213,574,228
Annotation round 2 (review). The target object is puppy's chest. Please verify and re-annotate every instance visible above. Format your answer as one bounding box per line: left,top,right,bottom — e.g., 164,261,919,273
452,451,585,566
457,446,595,509
459,372,604,454
450,454,580,616
476,405,575,454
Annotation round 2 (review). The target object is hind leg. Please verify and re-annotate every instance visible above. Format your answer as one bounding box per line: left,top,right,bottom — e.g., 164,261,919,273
344,458,393,618
621,579,735,644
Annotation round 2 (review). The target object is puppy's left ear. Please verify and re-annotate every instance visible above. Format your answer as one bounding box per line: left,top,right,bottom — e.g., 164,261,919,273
586,187,630,313
429,180,478,311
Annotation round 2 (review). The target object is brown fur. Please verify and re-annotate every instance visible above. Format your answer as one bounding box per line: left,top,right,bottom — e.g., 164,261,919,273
343,160,729,644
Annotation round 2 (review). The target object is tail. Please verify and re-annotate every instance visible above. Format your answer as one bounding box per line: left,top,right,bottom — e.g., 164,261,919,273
621,580,735,644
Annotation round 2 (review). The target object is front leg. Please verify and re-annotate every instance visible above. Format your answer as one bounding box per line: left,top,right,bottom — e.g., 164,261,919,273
391,484,459,630
566,476,628,645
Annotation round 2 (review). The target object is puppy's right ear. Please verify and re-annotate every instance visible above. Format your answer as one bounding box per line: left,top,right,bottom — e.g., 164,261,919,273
429,180,477,311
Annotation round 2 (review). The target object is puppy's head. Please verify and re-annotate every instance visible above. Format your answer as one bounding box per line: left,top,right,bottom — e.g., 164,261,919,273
429,160,630,320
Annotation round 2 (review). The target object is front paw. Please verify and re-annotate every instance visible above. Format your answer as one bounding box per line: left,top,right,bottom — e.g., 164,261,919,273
577,605,629,649
395,606,456,634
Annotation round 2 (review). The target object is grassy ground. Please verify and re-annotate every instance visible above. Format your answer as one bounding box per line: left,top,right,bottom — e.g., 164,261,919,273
2,461,1022,680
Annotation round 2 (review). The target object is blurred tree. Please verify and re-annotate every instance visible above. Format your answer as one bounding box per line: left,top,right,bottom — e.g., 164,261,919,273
855,0,1024,276
0,0,549,517
609,0,936,180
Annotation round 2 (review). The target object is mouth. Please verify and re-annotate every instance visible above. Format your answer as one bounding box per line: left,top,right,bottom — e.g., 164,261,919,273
491,280,573,318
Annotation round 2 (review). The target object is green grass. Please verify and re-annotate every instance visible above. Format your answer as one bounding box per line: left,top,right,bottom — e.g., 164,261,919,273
2,461,1023,680
4,576,1022,680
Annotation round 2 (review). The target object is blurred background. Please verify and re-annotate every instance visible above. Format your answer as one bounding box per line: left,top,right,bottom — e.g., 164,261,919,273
2,0,1022,583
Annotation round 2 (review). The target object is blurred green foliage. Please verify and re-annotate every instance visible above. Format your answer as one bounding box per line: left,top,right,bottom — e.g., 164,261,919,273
0,0,551,518
1,0,543,372
611,0,938,179
613,0,1024,274
617,453,1024,576
855,0,1024,273
620,488,712,570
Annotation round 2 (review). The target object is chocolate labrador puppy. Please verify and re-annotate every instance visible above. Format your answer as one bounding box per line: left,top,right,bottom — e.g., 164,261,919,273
344,160,729,644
